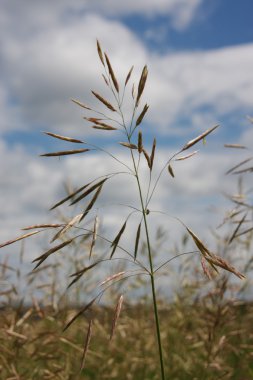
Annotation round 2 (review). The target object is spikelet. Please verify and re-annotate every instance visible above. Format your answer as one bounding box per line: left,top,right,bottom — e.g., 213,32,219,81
182,125,219,151
136,104,149,126
96,39,105,66
110,295,124,340
136,65,148,107
91,91,116,112
168,164,175,178
105,53,119,93
138,131,143,153
125,66,134,86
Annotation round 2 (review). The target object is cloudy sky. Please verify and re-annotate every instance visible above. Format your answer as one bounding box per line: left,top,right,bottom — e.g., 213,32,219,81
0,0,253,276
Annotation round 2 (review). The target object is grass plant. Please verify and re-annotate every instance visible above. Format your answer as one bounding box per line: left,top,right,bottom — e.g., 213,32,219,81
0,41,247,379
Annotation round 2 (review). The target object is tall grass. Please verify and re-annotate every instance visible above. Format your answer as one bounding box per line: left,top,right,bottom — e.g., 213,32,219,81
0,41,246,379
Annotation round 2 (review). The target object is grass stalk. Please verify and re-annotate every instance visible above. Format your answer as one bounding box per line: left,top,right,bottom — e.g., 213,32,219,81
0,40,246,379
128,140,165,379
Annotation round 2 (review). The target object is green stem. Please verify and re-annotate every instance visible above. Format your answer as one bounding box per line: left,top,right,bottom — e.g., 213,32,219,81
117,101,165,379
130,149,166,380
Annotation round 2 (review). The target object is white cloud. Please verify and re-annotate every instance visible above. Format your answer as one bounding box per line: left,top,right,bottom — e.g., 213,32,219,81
1,1,251,298
0,0,203,32
1,3,252,141
146,44,253,132
0,12,146,135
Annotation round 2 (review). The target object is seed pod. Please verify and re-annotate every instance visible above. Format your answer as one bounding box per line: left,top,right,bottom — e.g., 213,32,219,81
40,149,90,157
168,164,175,178
136,104,149,126
150,138,156,170
92,125,117,131
91,91,116,112
134,223,141,260
136,65,148,107
143,148,151,169
138,131,143,153
110,295,124,340
119,142,138,149
96,39,105,66
71,99,91,110
125,66,134,86
182,125,219,151
105,53,119,93
43,131,84,144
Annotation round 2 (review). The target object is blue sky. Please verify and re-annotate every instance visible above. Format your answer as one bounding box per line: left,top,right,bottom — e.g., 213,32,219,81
122,0,253,51
0,0,252,277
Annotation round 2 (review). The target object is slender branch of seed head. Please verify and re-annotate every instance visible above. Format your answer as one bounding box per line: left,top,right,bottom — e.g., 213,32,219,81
85,141,133,173
97,272,150,304
72,229,148,272
105,63,121,105
97,202,141,214
100,268,149,287
119,84,127,108
129,106,138,137
88,109,124,128
145,169,152,208
146,149,183,207
109,79,121,110
102,61,122,119
148,210,185,226
117,100,130,135
136,151,142,172
154,251,199,274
